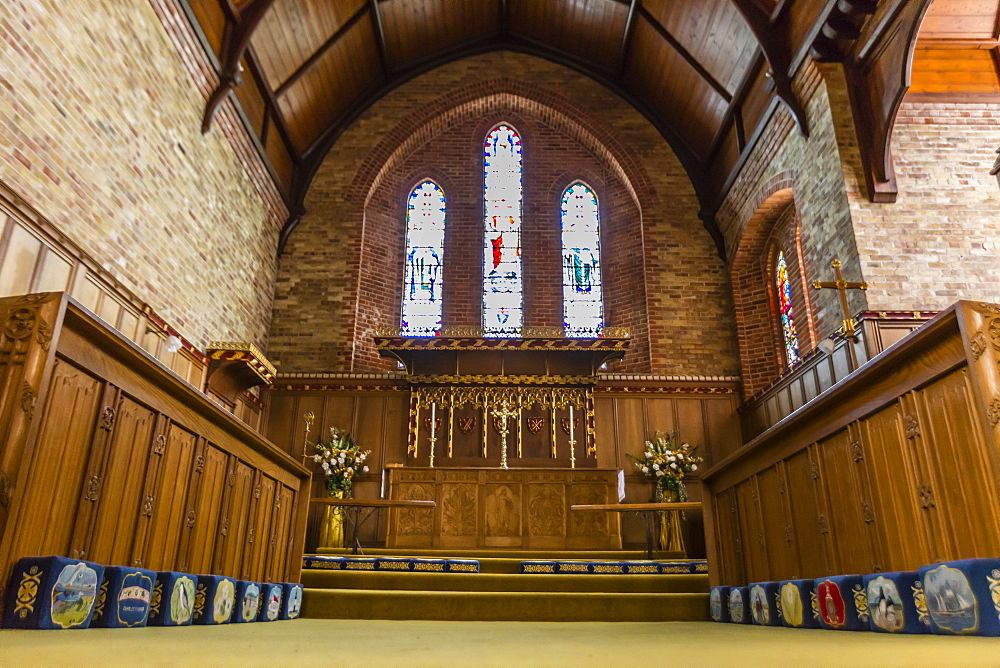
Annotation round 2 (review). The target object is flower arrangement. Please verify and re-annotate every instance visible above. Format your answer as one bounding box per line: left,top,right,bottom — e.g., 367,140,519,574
311,427,370,497
627,430,702,501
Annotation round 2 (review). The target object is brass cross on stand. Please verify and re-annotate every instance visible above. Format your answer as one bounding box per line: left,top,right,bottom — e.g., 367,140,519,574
812,259,868,338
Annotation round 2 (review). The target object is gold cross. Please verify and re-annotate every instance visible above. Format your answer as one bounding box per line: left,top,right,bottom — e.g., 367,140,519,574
812,259,868,337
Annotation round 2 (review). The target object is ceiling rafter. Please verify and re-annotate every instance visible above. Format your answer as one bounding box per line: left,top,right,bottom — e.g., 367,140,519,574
618,0,640,74
500,0,509,39
243,46,299,163
730,0,810,138
636,6,733,103
282,37,720,257
369,0,390,76
201,0,276,134
706,50,766,164
273,3,371,99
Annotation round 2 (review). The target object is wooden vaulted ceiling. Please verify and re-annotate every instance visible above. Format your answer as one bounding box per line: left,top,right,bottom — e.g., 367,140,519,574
183,0,993,253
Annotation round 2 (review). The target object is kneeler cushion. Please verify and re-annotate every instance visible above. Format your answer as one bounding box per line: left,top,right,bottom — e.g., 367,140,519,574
779,579,820,628
862,571,927,634
280,583,304,620
232,581,262,623
91,566,156,628
728,586,750,624
919,558,1000,636
623,562,660,575
3,556,104,630
520,561,558,574
303,556,345,570
445,559,480,573
659,562,694,574
148,572,197,627
813,575,868,631
193,575,236,625
748,582,781,626
376,557,412,572
410,559,448,573
258,583,283,622
710,586,730,622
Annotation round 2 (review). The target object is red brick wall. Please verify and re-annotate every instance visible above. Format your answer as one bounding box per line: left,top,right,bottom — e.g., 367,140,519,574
271,53,738,377
0,0,280,349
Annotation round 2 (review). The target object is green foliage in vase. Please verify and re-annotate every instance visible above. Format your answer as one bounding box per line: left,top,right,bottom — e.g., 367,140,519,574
626,430,702,501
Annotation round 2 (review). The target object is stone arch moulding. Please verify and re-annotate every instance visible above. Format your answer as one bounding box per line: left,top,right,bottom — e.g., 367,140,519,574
280,76,659,252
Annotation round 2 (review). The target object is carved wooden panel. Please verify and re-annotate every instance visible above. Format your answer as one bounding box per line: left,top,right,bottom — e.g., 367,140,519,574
734,478,767,584
82,395,156,566
914,370,1000,560
757,465,798,579
144,424,198,571
266,484,296,582
386,468,620,550
818,429,879,577
244,473,277,581
186,444,228,574
859,403,929,571
784,449,829,579
216,460,255,580
7,358,101,560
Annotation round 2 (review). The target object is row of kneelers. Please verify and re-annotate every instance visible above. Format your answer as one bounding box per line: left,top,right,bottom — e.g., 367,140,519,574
710,557,1000,636
519,560,708,574
303,556,481,572
3,555,303,630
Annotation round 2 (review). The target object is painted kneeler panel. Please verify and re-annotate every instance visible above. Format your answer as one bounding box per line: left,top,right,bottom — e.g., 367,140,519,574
91,566,156,628
3,556,104,629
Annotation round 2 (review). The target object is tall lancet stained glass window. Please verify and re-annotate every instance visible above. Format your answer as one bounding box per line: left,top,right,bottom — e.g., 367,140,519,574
776,250,800,365
561,183,603,337
483,125,523,336
401,180,445,336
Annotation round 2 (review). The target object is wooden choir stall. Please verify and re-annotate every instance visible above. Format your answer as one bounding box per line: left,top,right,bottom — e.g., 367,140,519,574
374,327,631,551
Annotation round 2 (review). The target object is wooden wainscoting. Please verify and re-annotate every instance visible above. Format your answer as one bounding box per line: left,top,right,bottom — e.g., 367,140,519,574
0,293,310,607
704,301,1000,586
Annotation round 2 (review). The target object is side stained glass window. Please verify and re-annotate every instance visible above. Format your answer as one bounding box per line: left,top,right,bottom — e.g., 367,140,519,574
401,180,445,336
777,250,800,366
561,183,603,337
483,125,524,337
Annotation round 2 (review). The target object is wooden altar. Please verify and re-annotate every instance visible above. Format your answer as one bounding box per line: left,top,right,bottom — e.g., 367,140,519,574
385,467,622,550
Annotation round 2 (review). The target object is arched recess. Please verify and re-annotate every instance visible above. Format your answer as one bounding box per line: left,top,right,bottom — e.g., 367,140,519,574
730,187,815,396
339,84,655,371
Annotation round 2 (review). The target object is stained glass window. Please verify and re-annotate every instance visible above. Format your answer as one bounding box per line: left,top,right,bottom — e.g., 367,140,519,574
561,183,603,337
777,250,800,366
483,125,523,337
401,180,445,336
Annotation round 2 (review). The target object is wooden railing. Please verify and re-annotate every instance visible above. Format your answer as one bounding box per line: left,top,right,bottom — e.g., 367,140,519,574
739,311,937,439
0,293,310,608
704,301,1000,586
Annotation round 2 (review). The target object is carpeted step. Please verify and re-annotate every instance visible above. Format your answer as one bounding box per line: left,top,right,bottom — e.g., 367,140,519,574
302,569,708,593
301,588,709,622
313,548,683,560
306,554,701,574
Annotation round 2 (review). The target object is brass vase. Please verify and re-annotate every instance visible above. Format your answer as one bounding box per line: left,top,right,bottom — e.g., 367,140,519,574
655,482,686,557
318,489,345,549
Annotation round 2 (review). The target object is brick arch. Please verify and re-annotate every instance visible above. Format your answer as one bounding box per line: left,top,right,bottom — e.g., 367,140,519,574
345,77,652,214
730,184,802,396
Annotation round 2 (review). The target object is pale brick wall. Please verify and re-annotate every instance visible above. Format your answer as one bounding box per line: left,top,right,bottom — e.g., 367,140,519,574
272,52,739,377
847,102,1000,310
0,0,278,348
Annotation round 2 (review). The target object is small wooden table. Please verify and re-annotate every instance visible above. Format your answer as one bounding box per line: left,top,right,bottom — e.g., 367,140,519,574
311,498,436,554
571,502,702,559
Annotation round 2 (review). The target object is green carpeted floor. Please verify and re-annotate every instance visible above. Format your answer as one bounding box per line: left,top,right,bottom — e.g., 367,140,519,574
1,620,996,667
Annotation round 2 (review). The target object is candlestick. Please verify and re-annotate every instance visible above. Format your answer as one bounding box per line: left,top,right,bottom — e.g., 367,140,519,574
301,411,315,465
568,404,576,469
429,401,437,468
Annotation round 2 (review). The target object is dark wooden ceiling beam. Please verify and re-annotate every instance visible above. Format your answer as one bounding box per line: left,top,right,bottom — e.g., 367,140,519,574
706,50,766,163
730,0,809,138
201,0,276,133
369,0,390,76
273,3,371,99
244,46,299,162
284,38,723,258
500,0,509,39
618,0,640,74
637,6,732,102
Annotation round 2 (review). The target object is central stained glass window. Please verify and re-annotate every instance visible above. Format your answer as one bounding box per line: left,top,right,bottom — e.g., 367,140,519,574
483,125,523,337
561,182,603,337
401,180,445,336
777,250,800,366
